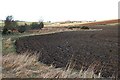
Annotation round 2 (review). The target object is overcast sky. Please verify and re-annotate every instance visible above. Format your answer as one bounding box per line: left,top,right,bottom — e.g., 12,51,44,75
0,0,119,22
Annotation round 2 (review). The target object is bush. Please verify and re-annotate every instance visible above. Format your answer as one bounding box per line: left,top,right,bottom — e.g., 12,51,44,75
2,28,8,35
30,22,44,30
30,22,39,29
81,26,89,29
66,26,81,29
68,27,73,29
24,23,30,30
18,25,26,33
39,22,44,29
2,15,18,34
2,28,12,35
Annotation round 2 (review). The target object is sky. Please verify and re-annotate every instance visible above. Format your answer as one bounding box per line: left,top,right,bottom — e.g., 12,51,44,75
0,0,119,22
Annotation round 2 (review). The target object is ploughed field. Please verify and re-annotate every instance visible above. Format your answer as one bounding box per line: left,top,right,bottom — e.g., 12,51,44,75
15,25,118,78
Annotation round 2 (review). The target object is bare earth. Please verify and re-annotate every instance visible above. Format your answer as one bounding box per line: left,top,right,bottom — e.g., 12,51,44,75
15,25,118,78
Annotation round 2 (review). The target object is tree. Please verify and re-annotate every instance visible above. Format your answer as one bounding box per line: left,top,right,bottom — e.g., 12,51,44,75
39,22,44,29
30,22,39,29
30,22,44,30
18,25,26,33
2,15,18,34
4,16,13,29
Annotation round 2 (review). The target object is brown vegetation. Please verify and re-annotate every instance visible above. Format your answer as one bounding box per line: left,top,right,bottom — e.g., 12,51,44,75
3,53,102,78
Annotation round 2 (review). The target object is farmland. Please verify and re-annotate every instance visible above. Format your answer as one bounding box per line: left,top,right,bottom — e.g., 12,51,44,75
15,25,118,78
2,20,119,78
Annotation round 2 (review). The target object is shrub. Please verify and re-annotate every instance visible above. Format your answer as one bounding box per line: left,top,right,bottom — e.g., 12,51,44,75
18,25,26,33
24,23,30,30
81,26,89,29
66,26,81,29
2,28,12,35
39,22,44,29
2,16,18,34
30,22,44,30
68,27,73,29
2,28,8,35
30,22,39,29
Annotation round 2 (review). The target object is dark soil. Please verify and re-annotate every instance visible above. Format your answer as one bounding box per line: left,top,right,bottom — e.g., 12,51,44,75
15,25,118,78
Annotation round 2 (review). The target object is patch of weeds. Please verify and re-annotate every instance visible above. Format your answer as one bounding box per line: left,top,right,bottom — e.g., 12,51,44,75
66,26,81,29
2,38,16,54
31,73,39,78
81,26,89,29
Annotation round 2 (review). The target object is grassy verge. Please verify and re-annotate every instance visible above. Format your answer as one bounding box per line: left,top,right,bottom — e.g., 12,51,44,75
2,32,32,54
2,53,101,78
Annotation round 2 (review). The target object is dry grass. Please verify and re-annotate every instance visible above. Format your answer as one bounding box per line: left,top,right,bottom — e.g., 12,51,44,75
0,57,2,80
4,38,12,49
44,22,88,27
2,53,103,78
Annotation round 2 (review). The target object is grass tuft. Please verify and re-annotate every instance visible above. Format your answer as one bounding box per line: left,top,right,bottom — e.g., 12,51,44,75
2,53,103,78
